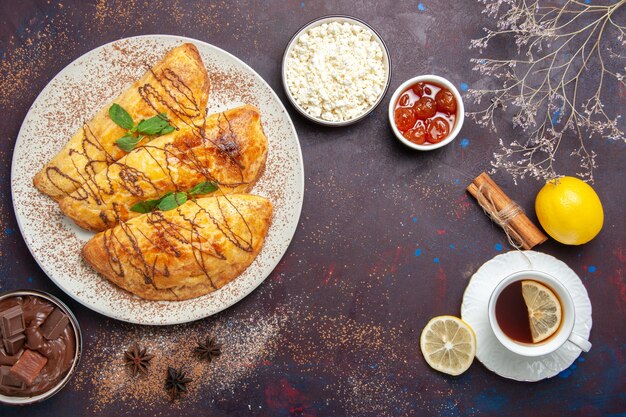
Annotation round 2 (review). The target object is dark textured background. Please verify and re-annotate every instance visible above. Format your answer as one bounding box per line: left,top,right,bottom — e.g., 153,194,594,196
0,1,624,416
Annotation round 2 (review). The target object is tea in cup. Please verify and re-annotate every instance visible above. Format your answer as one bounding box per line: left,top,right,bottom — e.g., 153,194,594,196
488,270,591,357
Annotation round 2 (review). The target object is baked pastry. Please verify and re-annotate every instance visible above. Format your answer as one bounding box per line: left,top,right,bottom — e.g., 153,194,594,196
58,105,268,232
34,43,210,201
82,194,273,301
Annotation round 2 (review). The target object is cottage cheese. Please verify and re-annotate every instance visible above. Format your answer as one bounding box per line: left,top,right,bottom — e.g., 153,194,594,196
285,21,387,123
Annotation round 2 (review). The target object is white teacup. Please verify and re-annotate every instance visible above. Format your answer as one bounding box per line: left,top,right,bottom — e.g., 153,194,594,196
488,270,592,357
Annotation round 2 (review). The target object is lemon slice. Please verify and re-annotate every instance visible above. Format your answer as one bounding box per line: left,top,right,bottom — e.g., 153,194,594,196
521,281,562,343
420,316,476,376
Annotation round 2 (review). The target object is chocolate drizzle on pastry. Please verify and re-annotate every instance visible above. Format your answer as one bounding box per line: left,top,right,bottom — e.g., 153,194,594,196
45,63,204,200
101,195,254,290
34,43,211,201
81,193,272,301
53,106,267,236
57,104,267,232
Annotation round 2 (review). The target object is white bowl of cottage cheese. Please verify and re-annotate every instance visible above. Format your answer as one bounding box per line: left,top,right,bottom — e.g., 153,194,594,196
282,15,392,126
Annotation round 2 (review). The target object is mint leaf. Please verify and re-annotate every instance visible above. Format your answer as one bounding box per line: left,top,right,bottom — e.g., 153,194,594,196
157,192,187,211
189,181,218,196
130,198,160,213
130,192,172,213
109,104,134,130
130,181,215,215
110,108,174,153
115,134,144,152
160,125,175,135
137,113,172,135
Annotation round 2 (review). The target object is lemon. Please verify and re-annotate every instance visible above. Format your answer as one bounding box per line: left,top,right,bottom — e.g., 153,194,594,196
535,176,603,245
420,316,476,376
521,281,562,343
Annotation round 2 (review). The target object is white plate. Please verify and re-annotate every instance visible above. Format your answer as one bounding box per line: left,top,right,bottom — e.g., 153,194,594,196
11,35,304,325
461,251,592,382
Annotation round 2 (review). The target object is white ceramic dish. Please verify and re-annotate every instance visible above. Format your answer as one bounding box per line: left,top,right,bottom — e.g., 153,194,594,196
281,15,392,126
0,290,82,406
11,35,304,325
388,75,464,150
461,251,592,382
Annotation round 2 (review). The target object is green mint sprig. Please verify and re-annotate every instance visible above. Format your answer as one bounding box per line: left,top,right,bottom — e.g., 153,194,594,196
130,181,218,214
109,103,176,152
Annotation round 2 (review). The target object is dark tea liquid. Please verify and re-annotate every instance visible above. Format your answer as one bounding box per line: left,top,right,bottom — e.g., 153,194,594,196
495,280,533,344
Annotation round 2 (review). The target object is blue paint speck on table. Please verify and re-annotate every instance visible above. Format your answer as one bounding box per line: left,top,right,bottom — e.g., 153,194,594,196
474,388,508,413
4,227,13,235
412,217,418,223
27,277,33,283
454,178,460,185
494,243,503,251
558,362,577,378
460,82,469,91
449,244,454,249
433,257,439,263
418,3,426,11
551,108,561,125
460,138,470,149
415,249,422,256
588,265,597,273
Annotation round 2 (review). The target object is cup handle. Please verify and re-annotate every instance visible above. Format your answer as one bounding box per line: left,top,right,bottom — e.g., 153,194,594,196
568,332,592,352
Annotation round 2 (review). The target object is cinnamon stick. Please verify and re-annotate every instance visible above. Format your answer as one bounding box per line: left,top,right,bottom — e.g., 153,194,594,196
467,173,547,250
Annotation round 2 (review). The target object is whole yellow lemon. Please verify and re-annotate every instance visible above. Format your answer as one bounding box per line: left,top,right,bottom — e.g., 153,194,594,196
535,176,603,245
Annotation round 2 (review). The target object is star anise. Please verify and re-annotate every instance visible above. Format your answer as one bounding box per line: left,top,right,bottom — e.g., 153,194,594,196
124,343,154,376
165,366,193,400
194,336,222,362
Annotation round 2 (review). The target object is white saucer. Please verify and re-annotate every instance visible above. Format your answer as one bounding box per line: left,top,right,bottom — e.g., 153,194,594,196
461,251,592,382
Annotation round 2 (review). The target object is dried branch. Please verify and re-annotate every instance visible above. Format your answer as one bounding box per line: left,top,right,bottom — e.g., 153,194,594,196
467,0,625,183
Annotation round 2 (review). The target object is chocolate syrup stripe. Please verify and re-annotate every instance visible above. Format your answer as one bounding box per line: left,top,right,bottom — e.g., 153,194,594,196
142,68,200,123
101,192,255,291
45,62,205,199
45,123,113,200
65,108,249,231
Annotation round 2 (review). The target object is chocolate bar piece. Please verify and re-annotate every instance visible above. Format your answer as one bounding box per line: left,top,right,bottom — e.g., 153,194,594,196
41,308,69,340
10,350,47,385
0,306,25,339
0,349,22,366
0,365,24,390
3,333,25,355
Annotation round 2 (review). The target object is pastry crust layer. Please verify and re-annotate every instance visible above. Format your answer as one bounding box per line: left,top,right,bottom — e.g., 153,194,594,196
58,105,268,232
34,43,210,201
82,194,273,301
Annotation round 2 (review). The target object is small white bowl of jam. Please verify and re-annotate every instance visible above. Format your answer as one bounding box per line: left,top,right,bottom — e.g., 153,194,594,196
388,75,464,150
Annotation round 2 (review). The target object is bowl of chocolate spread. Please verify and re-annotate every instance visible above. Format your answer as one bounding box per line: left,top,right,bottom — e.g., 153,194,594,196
0,290,81,405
